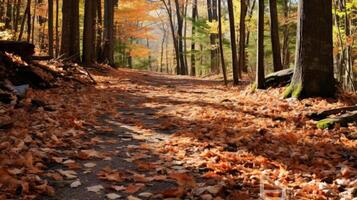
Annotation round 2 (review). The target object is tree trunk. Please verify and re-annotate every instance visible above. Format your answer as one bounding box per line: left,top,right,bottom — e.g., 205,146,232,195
31,0,35,43
218,0,227,85
18,0,30,41
281,0,290,67
96,0,102,61
5,0,12,29
61,0,80,62
26,0,31,42
13,0,21,34
227,0,239,85
82,0,97,66
55,0,59,57
284,0,335,98
48,0,54,57
0,0,4,24
190,0,197,76
207,0,219,74
174,0,187,75
238,0,247,74
256,0,265,89
163,0,180,75
102,0,115,66
269,0,283,72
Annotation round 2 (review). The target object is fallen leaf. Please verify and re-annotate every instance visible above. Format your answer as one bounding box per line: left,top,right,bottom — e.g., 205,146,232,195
57,169,77,179
127,195,141,200
106,193,121,199
87,185,104,193
70,180,81,188
126,184,144,193
84,162,97,168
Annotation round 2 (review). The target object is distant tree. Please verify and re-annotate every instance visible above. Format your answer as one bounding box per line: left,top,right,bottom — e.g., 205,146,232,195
238,0,248,73
284,0,335,98
269,0,283,71
191,0,198,76
5,0,12,29
227,0,239,85
161,0,180,75
217,0,227,84
256,0,265,89
281,0,290,68
61,0,80,62
174,0,188,75
207,0,219,74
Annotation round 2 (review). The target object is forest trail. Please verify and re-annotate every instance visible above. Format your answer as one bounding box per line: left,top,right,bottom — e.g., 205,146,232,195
1,68,356,199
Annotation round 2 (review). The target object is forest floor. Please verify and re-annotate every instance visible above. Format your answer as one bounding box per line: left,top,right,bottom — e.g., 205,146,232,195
0,67,356,200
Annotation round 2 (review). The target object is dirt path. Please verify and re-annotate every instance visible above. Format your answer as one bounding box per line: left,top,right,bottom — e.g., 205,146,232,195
2,68,356,200
40,70,233,200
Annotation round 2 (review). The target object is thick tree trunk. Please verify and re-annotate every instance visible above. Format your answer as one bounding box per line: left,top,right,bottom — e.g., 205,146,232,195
191,0,197,76
238,0,247,74
102,0,115,66
96,0,102,61
82,0,97,65
55,0,59,57
61,0,80,62
227,0,239,85
284,0,335,98
256,0,265,89
48,0,54,57
269,0,283,72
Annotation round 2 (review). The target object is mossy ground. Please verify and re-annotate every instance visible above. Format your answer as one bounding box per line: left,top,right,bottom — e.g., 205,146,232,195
283,84,302,99
317,119,337,129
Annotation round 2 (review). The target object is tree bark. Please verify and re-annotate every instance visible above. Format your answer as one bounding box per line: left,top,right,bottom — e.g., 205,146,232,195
227,0,239,85
83,0,97,65
102,0,115,66
284,0,335,98
269,0,283,71
174,0,187,75
190,0,197,76
238,0,248,74
48,0,54,57
61,0,80,62
256,0,265,89
13,0,21,34
96,0,102,61
55,0,59,57
207,0,219,74
5,0,12,29
218,0,227,85
281,0,290,67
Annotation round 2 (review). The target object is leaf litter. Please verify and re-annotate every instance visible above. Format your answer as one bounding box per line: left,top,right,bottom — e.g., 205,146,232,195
0,67,356,199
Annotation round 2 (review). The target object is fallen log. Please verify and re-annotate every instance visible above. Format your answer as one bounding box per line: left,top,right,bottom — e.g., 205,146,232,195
0,40,35,59
31,55,53,61
308,105,357,120
0,52,54,88
265,68,294,88
317,110,357,129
